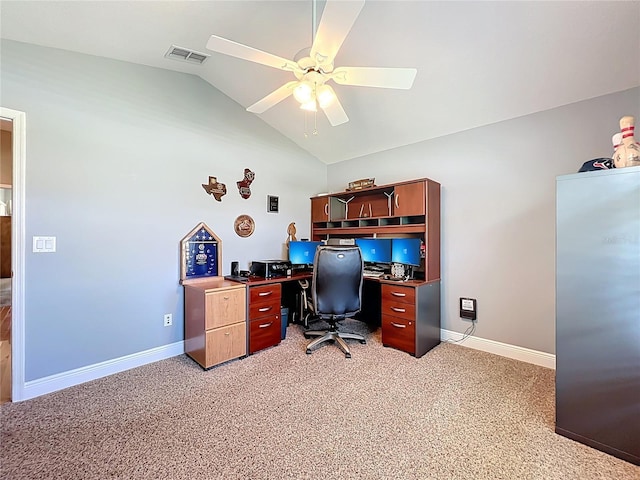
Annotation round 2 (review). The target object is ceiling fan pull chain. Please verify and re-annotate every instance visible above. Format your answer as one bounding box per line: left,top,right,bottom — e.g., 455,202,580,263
312,81,318,135
304,111,309,138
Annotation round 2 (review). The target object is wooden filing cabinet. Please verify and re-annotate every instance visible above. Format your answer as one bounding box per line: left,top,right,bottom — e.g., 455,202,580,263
248,283,282,354
184,279,247,369
381,281,440,357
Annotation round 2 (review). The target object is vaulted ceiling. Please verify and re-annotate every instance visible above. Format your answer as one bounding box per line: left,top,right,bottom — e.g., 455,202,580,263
1,1,639,164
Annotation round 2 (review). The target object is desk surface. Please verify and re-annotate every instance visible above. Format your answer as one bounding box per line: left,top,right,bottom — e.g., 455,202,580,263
224,271,312,286
226,272,433,287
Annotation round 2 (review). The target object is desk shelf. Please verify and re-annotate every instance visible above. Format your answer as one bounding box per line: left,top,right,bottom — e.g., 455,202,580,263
313,224,426,237
317,214,426,231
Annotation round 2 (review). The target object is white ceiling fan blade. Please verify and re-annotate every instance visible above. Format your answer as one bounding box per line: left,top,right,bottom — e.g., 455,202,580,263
320,87,349,126
206,35,300,73
332,67,417,89
310,0,365,68
247,81,298,113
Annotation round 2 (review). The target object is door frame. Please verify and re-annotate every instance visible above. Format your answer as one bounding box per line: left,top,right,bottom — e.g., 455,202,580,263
1,107,25,401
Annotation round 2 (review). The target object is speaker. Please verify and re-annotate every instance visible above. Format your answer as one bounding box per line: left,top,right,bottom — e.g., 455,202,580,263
231,261,239,276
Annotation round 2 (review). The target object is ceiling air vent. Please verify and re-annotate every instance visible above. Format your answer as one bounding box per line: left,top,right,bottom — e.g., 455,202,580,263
165,45,209,65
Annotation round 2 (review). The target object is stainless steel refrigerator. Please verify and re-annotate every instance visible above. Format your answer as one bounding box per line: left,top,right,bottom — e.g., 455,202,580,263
556,165,640,465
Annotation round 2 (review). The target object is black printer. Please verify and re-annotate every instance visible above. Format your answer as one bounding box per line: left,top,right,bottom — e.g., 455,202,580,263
249,260,292,279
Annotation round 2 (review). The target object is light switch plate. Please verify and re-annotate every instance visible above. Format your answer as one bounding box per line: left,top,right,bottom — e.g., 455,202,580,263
33,236,56,253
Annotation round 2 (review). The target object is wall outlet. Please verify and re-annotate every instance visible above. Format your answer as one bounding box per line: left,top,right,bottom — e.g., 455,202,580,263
163,313,173,327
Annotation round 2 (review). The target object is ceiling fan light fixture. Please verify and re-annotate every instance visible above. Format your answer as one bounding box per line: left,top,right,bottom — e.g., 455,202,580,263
293,82,314,104
316,85,335,108
300,100,317,112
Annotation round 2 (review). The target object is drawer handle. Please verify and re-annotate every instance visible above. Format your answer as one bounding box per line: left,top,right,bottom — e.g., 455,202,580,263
223,296,230,300
258,291,273,297
224,332,230,336
258,306,272,312
258,322,273,328
391,307,406,313
391,292,406,297
391,322,406,328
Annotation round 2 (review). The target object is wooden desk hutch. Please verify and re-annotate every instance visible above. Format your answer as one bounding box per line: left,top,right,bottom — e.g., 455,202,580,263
311,178,442,357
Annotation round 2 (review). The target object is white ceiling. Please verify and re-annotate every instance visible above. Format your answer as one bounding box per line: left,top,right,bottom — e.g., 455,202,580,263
1,1,639,164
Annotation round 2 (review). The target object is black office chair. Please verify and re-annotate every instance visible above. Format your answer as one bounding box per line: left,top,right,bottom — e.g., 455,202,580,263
304,245,366,358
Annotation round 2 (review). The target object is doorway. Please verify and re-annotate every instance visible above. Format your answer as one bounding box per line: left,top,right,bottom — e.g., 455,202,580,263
0,107,25,403
0,118,12,403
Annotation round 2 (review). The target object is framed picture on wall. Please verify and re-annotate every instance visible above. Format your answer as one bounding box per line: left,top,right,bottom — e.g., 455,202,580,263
267,195,279,213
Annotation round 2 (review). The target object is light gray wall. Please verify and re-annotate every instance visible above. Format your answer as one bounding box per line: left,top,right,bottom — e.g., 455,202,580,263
1,40,326,381
328,87,640,354
3,39,637,380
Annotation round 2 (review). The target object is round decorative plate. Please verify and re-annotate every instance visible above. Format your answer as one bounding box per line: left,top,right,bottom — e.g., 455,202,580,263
234,214,255,237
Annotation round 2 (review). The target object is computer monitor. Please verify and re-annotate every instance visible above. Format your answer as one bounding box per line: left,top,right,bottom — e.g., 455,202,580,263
288,241,322,266
391,238,421,267
355,238,392,264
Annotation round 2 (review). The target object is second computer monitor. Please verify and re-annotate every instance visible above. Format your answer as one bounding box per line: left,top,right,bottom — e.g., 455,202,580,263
356,238,392,264
288,241,322,266
391,238,422,266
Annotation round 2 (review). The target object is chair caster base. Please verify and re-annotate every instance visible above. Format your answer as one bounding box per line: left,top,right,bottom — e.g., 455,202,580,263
304,328,364,358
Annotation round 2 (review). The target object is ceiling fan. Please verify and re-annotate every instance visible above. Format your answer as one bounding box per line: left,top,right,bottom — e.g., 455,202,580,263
205,0,417,127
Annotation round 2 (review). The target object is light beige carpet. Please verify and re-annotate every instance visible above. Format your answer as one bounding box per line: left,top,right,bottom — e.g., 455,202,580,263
1,321,638,480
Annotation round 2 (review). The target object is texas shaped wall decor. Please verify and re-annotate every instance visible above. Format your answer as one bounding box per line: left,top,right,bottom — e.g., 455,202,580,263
202,176,227,201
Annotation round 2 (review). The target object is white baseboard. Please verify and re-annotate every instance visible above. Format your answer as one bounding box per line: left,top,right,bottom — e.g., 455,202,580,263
440,329,556,370
19,341,185,401
18,332,554,401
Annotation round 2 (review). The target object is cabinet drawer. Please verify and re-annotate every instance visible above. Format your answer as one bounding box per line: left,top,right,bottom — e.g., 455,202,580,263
205,322,246,368
381,299,415,321
205,287,246,330
382,284,415,305
249,297,280,320
382,315,415,355
249,313,281,354
249,284,282,304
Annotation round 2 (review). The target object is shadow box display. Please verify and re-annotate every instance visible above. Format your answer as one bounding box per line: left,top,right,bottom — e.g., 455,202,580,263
180,222,222,284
